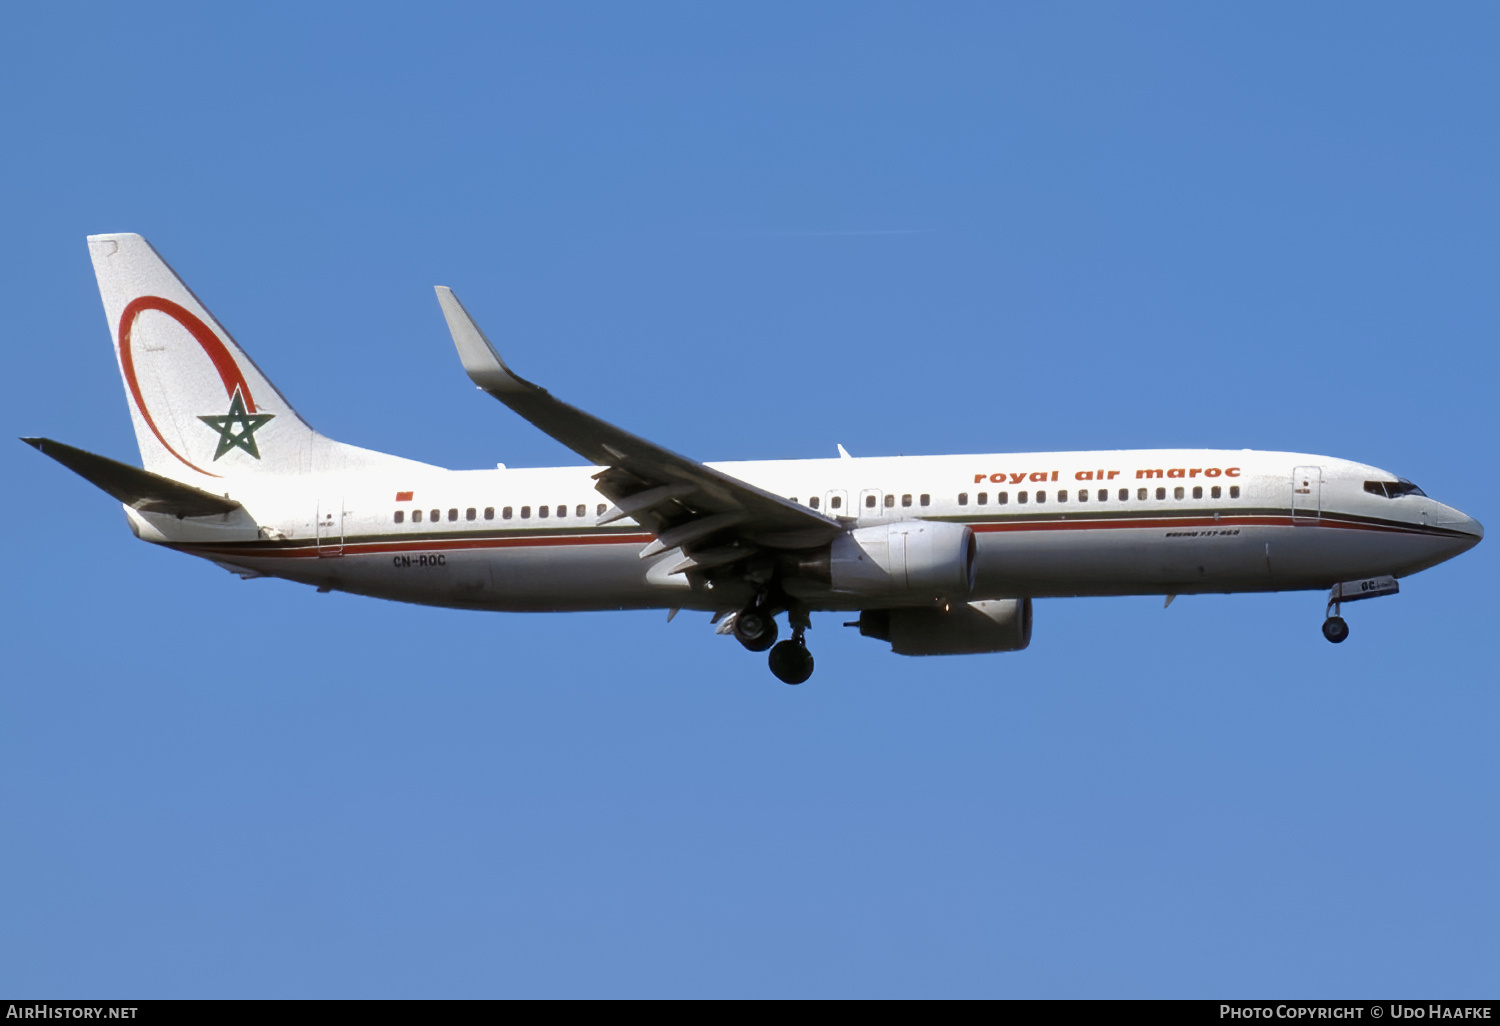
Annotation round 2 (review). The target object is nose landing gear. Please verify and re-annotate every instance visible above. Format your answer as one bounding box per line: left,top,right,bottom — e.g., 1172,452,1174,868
1321,575,1399,644
1323,589,1351,644
1322,616,1350,644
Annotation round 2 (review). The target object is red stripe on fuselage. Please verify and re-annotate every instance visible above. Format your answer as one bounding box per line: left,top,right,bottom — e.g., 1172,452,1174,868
178,532,656,559
171,511,1449,563
967,514,1432,536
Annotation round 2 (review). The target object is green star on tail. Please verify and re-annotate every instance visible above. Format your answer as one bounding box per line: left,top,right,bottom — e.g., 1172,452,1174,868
198,387,275,460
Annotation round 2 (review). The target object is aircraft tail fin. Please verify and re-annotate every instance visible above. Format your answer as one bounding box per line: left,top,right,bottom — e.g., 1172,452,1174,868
87,233,428,482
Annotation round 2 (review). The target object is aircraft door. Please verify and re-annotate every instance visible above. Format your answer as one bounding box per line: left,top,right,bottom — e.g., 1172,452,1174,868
317,498,344,556
1292,466,1321,523
859,489,884,519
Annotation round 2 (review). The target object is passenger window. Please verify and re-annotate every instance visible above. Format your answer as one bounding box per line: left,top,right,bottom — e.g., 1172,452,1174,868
1192,486,1202,500
1230,486,1240,499
1174,487,1184,500
1211,486,1221,499
1137,488,1147,501
1099,489,1108,502
790,498,798,505
1077,489,1087,503
1058,489,1068,502
1155,487,1166,501
1018,491,1028,504
431,509,440,523
556,504,566,518
977,492,988,505
413,509,423,523
521,506,531,519
597,504,607,515
1036,490,1046,503
1119,488,1129,501
576,504,586,518
394,510,405,524
466,507,477,521
919,494,930,507
957,493,968,506
503,507,513,520
485,507,495,520
884,494,895,508
539,505,549,518
902,494,912,507
810,496,820,510
830,495,842,510
448,508,458,522
998,492,1008,505
865,494,876,508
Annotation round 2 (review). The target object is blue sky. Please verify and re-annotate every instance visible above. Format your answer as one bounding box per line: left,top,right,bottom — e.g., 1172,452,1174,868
3,2,1496,998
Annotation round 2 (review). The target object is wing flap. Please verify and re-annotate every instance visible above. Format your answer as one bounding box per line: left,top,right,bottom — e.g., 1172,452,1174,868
596,482,698,526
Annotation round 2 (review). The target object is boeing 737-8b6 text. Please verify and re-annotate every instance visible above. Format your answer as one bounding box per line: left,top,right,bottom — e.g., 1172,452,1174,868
25,234,1483,683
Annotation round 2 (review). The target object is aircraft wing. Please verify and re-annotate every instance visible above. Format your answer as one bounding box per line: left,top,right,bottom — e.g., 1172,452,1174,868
435,288,842,574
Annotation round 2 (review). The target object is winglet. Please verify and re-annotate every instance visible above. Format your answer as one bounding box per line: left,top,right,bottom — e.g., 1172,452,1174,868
434,286,536,395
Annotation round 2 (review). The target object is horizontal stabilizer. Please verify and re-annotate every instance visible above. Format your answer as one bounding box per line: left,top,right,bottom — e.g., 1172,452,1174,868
22,437,242,517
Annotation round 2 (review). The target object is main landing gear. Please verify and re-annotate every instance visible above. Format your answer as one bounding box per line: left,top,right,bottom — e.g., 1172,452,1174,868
768,607,814,685
732,601,815,684
768,636,814,685
732,605,778,652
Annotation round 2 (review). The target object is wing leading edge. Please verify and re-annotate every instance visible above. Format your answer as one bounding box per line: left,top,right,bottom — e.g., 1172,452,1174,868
433,287,842,576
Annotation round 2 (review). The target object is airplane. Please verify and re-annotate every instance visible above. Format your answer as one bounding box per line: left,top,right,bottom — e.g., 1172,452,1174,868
24,233,1484,684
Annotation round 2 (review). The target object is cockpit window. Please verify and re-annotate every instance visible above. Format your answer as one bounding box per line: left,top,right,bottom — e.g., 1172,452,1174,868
1365,479,1426,499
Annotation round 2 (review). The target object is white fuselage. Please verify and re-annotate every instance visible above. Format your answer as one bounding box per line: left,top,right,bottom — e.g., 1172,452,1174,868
126,448,1482,614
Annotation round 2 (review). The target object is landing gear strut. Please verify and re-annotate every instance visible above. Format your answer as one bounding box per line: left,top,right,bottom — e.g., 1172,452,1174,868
1323,590,1350,644
767,607,814,685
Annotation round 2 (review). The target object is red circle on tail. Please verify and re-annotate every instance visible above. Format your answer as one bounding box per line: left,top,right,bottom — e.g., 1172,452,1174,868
118,296,259,477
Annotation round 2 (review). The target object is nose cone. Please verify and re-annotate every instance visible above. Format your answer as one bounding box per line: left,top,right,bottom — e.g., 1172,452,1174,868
1430,504,1483,548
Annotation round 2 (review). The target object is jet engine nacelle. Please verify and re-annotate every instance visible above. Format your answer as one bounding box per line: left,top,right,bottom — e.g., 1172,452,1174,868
829,520,977,601
858,598,1034,656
